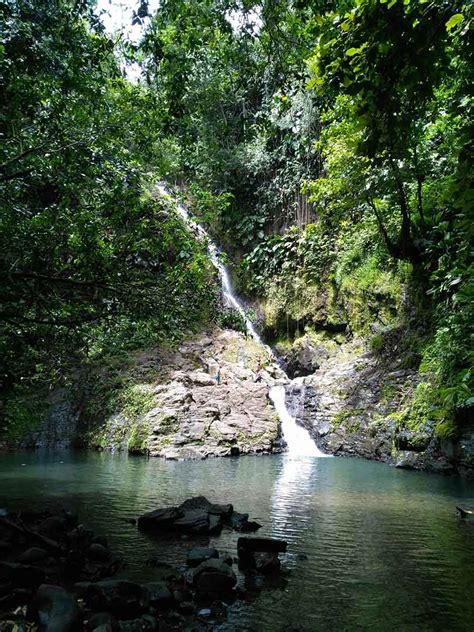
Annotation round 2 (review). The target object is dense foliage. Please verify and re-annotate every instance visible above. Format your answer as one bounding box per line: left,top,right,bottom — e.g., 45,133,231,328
139,0,472,433
0,0,472,441
0,0,217,431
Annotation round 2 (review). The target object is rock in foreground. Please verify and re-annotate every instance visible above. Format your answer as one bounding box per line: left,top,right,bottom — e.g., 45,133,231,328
192,559,237,596
138,496,261,536
237,536,288,575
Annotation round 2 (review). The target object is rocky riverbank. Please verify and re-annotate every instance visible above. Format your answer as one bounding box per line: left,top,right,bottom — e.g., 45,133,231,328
0,499,287,631
283,331,474,478
11,322,473,477
18,329,286,460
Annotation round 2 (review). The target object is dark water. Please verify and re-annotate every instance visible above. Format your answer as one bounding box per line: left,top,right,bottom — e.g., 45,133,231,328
1,451,473,631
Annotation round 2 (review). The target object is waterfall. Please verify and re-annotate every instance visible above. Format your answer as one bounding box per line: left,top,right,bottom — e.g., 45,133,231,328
269,385,328,457
157,184,330,458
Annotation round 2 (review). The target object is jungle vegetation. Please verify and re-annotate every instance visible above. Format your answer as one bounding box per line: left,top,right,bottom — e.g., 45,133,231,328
1,0,472,438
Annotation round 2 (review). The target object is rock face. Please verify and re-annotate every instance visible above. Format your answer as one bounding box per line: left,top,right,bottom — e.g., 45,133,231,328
81,329,285,459
284,333,473,477
19,388,80,450
279,335,329,379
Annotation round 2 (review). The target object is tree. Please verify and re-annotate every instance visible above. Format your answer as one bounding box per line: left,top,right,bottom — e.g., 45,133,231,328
307,0,472,263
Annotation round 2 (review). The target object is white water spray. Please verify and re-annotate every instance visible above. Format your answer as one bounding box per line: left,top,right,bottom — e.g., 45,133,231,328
157,184,330,458
269,384,329,457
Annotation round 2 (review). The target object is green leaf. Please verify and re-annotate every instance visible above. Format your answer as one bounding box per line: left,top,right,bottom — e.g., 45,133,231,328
446,14,463,31
346,47,360,57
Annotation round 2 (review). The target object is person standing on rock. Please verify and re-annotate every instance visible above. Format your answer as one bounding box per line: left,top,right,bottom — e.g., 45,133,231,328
255,357,263,383
207,357,221,386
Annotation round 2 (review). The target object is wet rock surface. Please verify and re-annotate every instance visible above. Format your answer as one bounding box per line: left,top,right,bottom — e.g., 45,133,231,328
0,501,287,631
237,537,287,575
186,547,219,568
138,496,261,536
192,559,237,595
279,335,329,379
284,334,473,477
19,388,81,451
79,329,286,460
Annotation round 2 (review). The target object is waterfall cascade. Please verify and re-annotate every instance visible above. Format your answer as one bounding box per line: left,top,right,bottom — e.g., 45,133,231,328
157,184,330,458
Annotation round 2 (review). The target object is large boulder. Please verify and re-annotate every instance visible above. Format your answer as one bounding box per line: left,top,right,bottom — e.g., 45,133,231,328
34,584,79,631
138,499,223,536
138,497,260,537
186,547,219,568
137,507,184,531
78,580,149,619
192,559,236,595
237,537,287,574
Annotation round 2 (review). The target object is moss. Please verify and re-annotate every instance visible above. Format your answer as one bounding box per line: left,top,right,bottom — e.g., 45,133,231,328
380,383,398,403
337,256,402,335
128,423,149,452
261,276,326,337
2,390,49,441
153,414,179,435
121,384,155,421
331,409,363,433
369,333,384,352
389,380,456,439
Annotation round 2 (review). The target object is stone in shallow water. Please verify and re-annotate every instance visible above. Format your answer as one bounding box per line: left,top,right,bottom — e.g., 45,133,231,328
80,579,149,619
186,547,219,567
144,581,173,609
137,496,262,538
253,551,281,574
192,559,237,595
230,511,261,532
137,497,227,536
34,584,79,631
237,537,287,573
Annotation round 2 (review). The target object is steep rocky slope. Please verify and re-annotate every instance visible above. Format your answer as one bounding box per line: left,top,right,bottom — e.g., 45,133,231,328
20,329,284,459
284,332,474,478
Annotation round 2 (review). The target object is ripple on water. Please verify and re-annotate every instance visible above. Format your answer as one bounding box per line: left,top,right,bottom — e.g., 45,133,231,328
0,452,473,631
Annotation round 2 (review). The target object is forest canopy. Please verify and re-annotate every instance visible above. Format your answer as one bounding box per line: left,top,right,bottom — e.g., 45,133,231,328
0,0,472,438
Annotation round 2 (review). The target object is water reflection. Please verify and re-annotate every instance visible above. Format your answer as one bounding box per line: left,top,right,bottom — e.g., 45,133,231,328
0,452,473,631
271,456,319,545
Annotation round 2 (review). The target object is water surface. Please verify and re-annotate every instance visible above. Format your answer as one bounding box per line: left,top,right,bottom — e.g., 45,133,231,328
1,452,473,631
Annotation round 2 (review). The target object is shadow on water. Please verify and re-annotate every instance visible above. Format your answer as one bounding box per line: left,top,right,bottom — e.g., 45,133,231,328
1,451,473,631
